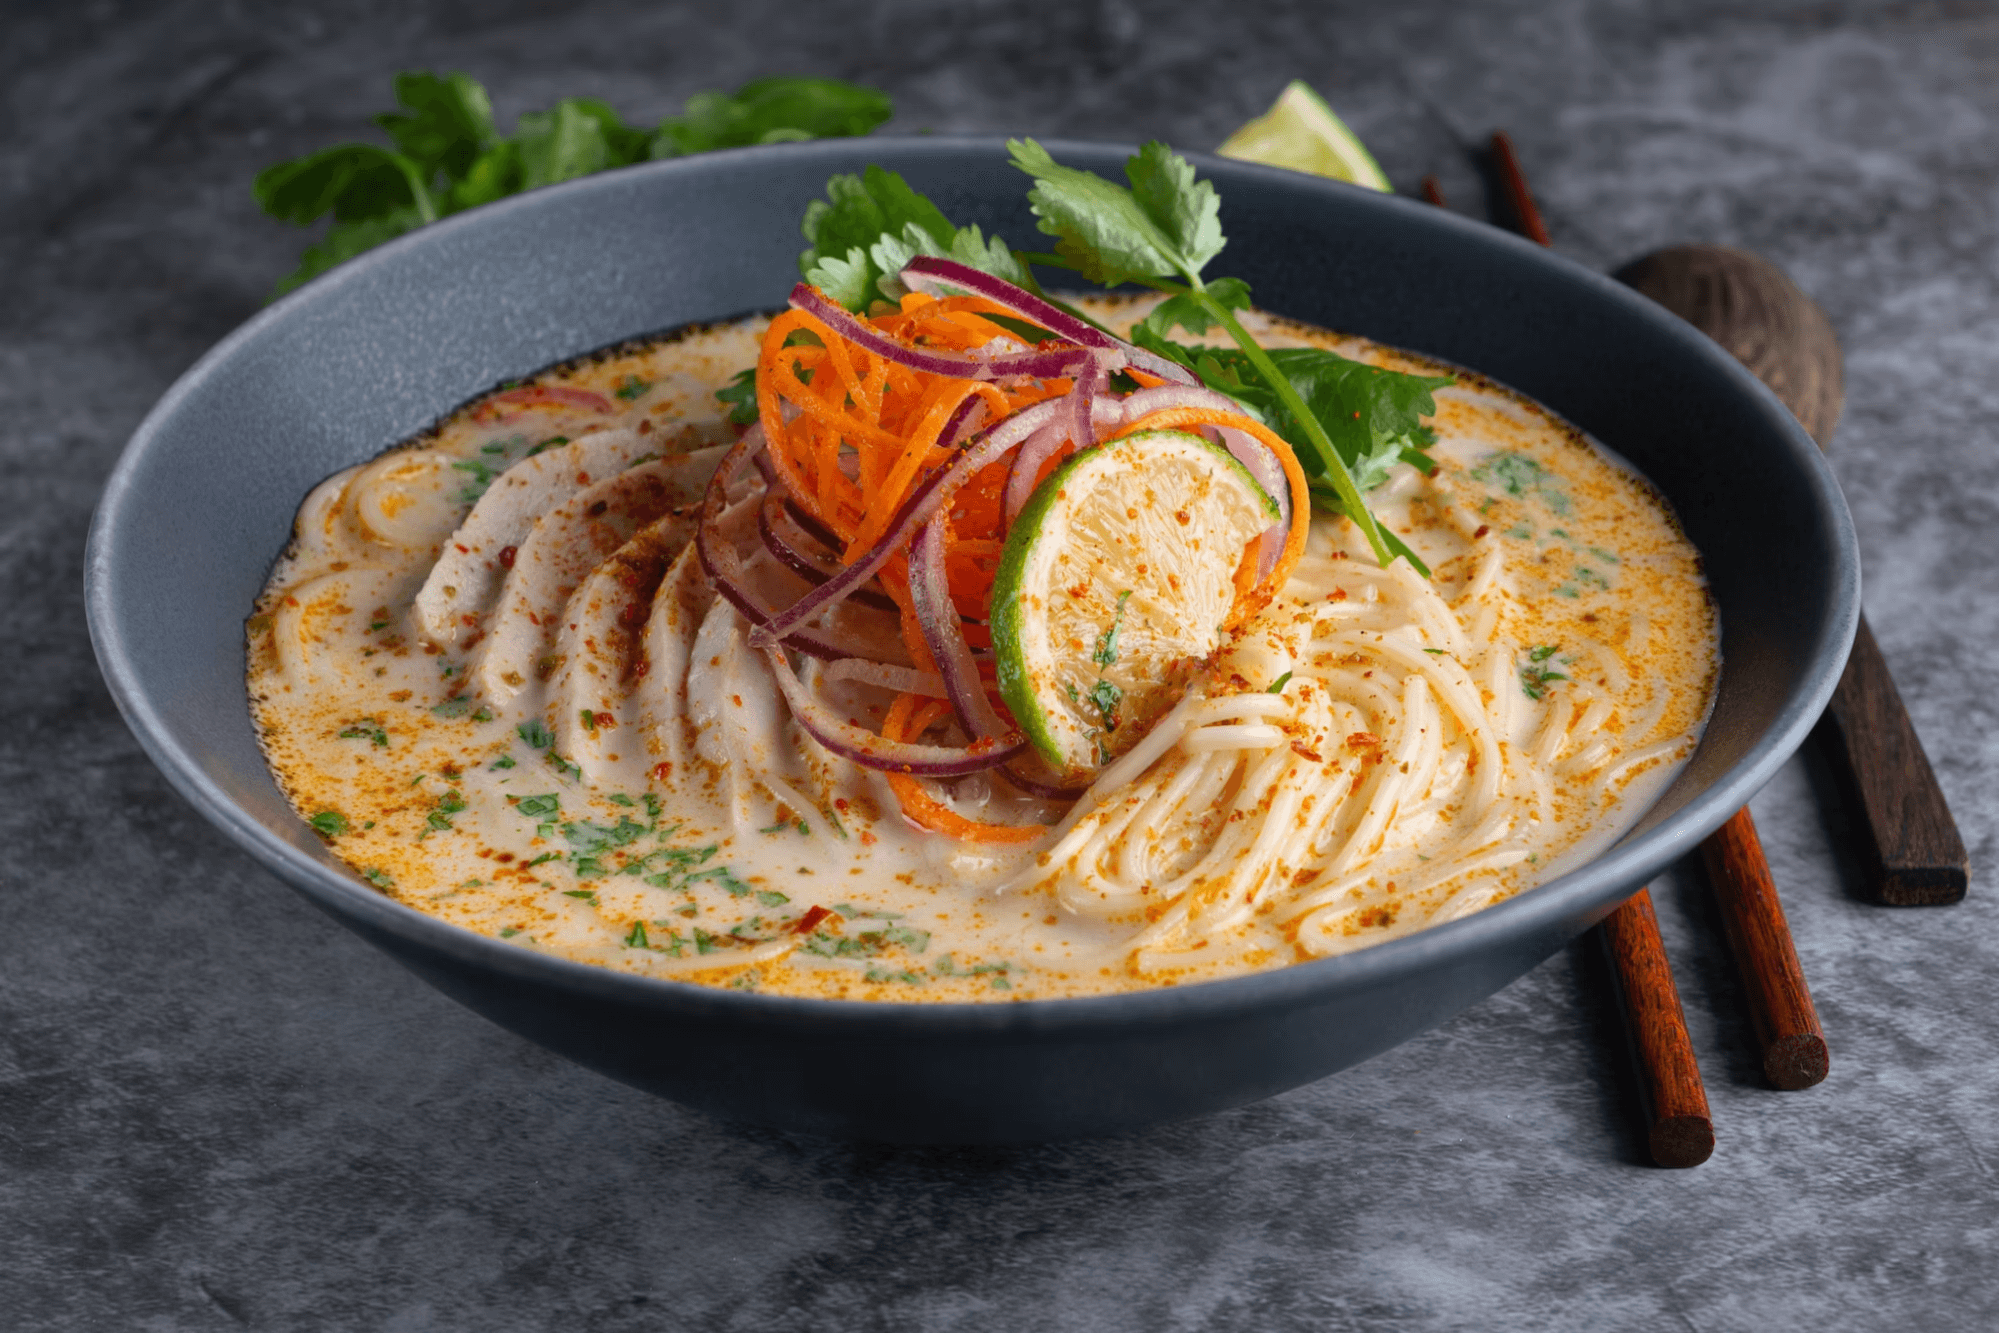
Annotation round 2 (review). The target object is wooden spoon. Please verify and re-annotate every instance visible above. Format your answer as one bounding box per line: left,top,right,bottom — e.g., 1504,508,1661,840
1615,245,1970,907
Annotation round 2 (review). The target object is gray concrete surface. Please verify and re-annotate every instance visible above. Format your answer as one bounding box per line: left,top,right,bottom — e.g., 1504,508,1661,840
4,0,1996,1327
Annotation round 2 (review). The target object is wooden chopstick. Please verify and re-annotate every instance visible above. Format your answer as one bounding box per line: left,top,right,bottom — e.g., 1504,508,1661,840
1599,889,1715,1166
1418,143,1714,1159
1702,809,1829,1088
1483,128,1829,1094
1487,131,1552,246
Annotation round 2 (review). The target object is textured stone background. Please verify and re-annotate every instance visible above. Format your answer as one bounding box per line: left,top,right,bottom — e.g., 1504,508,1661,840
4,0,1997,1328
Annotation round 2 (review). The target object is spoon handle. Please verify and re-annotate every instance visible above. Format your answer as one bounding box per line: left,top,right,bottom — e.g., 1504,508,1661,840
1820,615,1970,904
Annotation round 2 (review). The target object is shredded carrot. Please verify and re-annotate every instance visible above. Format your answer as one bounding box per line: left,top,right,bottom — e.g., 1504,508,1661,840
751,292,1312,841
882,695,1047,844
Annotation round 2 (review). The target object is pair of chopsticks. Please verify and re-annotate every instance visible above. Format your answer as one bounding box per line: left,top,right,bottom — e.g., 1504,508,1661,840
1424,136,1828,1166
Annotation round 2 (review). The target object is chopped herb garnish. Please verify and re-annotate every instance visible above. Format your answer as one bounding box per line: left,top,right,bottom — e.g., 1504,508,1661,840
339,719,390,748
490,753,516,770
517,719,554,749
308,810,350,838
254,73,892,298
607,793,634,807
430,696,475,718
1092,589,1134,668
1086,678,1123,733
613,375,652,401
563,889,596,902
714,367,759,425
757,890,791,908
625,921,649,948
1265,670,1293,694
516,793,561,818
1519,648,1570,700
362,867,394,890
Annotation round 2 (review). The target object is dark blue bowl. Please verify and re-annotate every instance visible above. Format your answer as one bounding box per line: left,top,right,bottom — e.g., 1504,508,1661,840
84,138,1857,1142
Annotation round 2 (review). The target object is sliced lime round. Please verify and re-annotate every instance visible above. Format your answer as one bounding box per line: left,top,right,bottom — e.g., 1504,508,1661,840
991,430,1279,774
1216,80,1393,193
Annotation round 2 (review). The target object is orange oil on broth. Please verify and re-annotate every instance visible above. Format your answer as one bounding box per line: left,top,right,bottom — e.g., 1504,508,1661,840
248,300,1717,1001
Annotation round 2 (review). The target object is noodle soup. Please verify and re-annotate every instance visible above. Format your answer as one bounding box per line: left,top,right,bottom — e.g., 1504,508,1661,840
248,298,1716,1000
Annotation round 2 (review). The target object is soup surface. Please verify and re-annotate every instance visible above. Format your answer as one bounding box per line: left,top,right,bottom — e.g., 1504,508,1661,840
248,299,1717,1000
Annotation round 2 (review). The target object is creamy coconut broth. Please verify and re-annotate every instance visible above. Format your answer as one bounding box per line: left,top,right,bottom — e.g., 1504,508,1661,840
248,299,1717,1000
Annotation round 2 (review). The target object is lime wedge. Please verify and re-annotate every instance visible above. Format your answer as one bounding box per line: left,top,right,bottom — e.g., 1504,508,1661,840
1216,79,1392,192
991,430,1279,773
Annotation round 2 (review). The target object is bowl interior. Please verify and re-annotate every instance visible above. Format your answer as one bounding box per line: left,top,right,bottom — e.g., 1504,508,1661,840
85,138,1857,1139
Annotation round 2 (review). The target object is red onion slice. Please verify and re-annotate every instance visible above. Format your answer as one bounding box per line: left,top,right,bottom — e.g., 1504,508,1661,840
790,285,1092,382
693,428,868,662
1001,361,1106,523
897,257,1199,387
1001,415,1071,525
1001,761,1093,801
748,397,1065,648
909,518,1012,741
762,647,1020,775
758,486,899,612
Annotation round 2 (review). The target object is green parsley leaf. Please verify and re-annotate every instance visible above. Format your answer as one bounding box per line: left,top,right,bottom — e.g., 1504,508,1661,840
1135,337,1452,500
625,921,649,948
272,208,427,297
515,793,561,818
517,719,554,749
308,810,350,838
714,368,760,426
1010,137,1222,285
797,165,1032,312
373,71,497,184
258,73,890,299
339,719,390,748
652,77,890,158
1092,590,1134,668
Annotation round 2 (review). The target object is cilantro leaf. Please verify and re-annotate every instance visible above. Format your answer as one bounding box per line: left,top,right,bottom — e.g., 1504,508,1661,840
1123,141,1226,276
517,100,641,189
652,77,890,158
1008,137,1222,285
254,143,435,226
1140,276,1252,338
799,167,1032,311
714,368,759,426
373,71,497,183
870,221,1030,303
258,72,891,300
271,208,427,296
1130,333,1451,497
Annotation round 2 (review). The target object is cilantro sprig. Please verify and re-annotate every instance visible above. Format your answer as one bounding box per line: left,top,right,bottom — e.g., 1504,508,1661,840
1006,138,1436,571
257,72,892,298
798,164,1031,311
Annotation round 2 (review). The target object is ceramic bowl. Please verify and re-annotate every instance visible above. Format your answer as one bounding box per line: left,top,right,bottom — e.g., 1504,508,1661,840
85,138,1857,1142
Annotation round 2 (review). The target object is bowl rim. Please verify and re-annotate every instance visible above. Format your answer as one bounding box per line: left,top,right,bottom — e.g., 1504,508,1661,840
84,134,1859,1034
